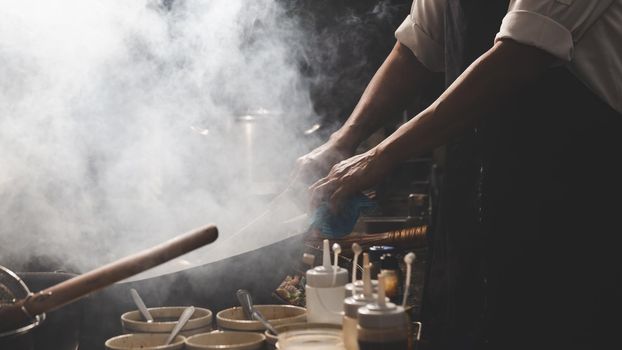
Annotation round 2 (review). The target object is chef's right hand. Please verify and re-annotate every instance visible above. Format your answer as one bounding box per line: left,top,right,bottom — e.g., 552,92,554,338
288,137,355,191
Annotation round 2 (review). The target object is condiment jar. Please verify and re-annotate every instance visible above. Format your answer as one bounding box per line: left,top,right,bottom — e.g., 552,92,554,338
306,239,348,324
379,253,401,303
343,261,385,350
357,274,411,350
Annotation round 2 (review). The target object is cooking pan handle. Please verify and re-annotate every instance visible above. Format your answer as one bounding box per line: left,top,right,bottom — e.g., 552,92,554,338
0,224,218,332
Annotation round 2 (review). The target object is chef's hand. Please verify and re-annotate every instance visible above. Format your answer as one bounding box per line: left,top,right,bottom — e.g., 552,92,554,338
309,147,392,213
289,138,355,189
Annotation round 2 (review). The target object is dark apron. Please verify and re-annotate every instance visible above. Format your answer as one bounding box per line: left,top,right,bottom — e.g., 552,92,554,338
421,1,622,349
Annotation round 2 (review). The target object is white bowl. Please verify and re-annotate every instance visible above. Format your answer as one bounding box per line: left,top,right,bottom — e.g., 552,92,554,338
105,333,185,350
216,305,306,332
185,331,265,350
122,306,213,337
264,322,342,349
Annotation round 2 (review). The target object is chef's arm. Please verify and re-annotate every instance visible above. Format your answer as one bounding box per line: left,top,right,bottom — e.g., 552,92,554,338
330,40,438,152
376,39,556,165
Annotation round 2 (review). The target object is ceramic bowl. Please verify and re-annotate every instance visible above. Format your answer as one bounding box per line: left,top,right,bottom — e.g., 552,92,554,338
264,323,342,349
277,325,345,350
105,333,185,350
122,306,213,337
216,305,306,332
185,331,265,350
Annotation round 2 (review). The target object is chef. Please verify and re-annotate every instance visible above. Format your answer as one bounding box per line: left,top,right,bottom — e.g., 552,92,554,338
295,1,622,349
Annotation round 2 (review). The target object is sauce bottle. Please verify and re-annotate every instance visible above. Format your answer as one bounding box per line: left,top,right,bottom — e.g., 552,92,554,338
343,257,386,350
345,253,378,298
357,273,410,350
306,239,348,324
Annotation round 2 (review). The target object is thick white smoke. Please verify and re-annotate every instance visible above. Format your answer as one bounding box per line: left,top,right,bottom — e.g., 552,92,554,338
0,0,316,275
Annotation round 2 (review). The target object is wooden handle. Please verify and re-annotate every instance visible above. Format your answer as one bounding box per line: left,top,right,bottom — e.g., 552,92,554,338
0,224,218,332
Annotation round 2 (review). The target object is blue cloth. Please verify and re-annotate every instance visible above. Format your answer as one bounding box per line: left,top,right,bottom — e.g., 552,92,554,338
309,193,378,238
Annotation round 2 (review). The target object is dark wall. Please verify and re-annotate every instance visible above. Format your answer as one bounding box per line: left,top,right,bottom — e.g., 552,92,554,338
281,0,413,127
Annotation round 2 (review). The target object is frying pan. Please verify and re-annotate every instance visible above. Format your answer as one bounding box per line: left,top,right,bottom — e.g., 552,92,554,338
0,224,218,339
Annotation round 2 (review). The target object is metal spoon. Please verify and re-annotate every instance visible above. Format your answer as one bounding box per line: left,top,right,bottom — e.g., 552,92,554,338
130,288,153,323
236,289,279,335
164,306,195,345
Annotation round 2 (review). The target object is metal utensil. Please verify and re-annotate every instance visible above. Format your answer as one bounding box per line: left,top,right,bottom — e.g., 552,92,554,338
236,289,254,320
130,288,154,323
252,309,279,335
236,289,279,335
164,306,194,345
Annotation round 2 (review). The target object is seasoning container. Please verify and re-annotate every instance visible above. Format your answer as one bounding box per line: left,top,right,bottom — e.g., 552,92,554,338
306,239,348,324
368,246,395,279
379,253,401,304
345,253,378,298
278,326,345,350
343,258,386,350
357,274,410,350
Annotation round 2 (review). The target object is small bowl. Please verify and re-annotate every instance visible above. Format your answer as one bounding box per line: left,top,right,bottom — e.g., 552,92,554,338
185,331,265,350
122,306,213,337
105,333,185,350
277,326,345,350
216,305,306,332
264,323,342,349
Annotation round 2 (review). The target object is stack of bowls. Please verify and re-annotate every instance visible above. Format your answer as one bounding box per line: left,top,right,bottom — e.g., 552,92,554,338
121,306,213,337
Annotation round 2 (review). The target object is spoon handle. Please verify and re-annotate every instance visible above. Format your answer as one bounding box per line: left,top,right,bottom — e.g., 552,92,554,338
253,310,279,335
165,306,195,345
130,288,154,323
236,289,254,320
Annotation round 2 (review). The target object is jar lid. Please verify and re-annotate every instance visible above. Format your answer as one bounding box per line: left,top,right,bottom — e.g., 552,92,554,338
357,302,408,329
368,245,395,261
345,280,378,297
343,295,378,318
306,266,348,288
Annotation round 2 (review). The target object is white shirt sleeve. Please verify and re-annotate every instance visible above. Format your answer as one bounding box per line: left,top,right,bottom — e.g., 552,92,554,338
495,0,615,61
395,0,446,72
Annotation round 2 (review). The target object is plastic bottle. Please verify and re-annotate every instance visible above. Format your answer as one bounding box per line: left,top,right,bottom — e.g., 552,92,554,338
357,273,410,350
342,258,386,350
345,253,378,298
306,239,348,324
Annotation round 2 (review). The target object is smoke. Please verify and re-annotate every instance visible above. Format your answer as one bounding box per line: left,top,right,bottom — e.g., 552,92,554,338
0,0,318,274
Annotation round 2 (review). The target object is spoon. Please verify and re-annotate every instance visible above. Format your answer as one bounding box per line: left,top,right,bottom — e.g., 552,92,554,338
130,288,153,323
236,289,279,335
164,306,195,345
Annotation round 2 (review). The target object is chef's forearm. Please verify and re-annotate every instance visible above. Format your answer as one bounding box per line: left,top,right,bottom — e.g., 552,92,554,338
331,41,437,152
376,39,555,165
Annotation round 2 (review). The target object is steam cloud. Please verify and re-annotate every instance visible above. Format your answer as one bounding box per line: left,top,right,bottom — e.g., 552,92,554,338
0,0,318,275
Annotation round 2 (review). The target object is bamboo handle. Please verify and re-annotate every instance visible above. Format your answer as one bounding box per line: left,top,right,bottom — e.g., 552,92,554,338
0,224,218,332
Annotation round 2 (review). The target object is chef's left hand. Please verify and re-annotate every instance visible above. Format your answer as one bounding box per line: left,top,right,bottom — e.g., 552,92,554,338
309,147,392,213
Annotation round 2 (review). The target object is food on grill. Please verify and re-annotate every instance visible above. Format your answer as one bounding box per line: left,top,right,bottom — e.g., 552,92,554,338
274,275,305,307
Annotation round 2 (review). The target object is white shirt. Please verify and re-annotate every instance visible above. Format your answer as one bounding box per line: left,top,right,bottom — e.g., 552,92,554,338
395,0,622,114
